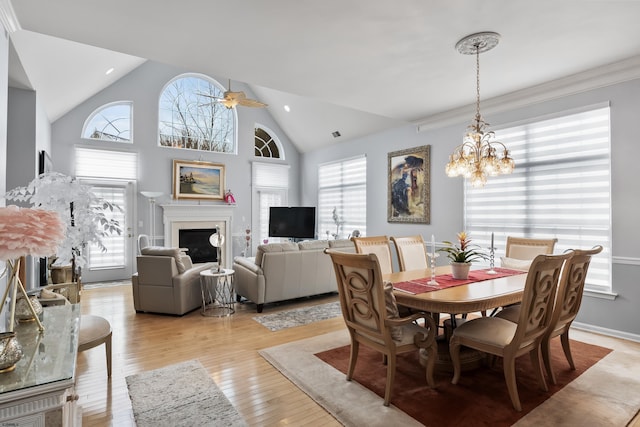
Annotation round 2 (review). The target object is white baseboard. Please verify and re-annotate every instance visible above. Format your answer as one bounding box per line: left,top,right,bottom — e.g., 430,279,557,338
572,321,640,343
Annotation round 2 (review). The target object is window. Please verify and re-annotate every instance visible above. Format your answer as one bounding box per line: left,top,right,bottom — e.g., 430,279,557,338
251,163,290,249
318,155,367,240
464,104,611,292
158,74,236,153
87,185,127,268
81,101,132,142
75,147,137,270
255,124,283,159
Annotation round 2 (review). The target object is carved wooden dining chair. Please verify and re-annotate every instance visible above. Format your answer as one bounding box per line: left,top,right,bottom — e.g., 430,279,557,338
351,235,394,275
449,252,572,411
326,249,438,406
390,235,428,272
496,245,603,384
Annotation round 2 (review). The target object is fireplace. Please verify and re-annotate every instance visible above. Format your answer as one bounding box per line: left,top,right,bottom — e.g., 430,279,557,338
161,204,235,267
178,228,219,263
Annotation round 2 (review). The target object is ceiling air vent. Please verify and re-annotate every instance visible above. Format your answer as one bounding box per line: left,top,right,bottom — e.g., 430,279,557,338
332,131,341,138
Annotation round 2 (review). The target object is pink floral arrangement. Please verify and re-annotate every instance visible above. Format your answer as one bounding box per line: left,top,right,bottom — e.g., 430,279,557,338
0,205,65,260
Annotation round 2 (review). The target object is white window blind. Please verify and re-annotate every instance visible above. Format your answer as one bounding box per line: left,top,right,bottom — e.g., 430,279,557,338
252,163,290,246
87,185,126,268
318,155,367,240
464,105,611,291
75,147,137,180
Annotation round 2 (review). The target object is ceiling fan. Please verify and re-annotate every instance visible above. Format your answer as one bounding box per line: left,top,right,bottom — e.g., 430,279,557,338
200,79,268,109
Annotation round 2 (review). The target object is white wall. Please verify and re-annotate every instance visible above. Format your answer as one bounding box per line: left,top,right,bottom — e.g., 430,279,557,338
301,78,640,338
50,61,301,258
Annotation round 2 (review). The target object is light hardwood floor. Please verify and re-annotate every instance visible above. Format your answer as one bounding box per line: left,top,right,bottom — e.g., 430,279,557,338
77,283,640,427
77,283,344,426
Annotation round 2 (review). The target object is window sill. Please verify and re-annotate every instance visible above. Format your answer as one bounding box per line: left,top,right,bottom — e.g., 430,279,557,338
584,289,617,300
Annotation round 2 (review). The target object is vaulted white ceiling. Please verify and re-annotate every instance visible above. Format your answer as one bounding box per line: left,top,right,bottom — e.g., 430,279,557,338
5,0,640,153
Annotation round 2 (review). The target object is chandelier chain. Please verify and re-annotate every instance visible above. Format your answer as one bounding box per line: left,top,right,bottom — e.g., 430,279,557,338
475,44,481,122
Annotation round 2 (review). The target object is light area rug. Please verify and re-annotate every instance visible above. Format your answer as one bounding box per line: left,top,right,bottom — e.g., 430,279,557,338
126,359,247,427
252,301,342,331
259,329,640,427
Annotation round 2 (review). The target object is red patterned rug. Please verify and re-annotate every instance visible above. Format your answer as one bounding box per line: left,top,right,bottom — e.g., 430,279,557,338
315,338,611,426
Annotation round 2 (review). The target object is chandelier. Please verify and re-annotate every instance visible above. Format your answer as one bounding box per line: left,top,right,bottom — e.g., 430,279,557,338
446,32,514,188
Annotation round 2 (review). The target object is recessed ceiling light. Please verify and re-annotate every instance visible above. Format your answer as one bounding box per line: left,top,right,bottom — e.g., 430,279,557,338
284,105,291,112
105,67,115,75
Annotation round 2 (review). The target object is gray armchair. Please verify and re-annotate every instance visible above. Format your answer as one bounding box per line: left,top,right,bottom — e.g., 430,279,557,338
132,247,215,315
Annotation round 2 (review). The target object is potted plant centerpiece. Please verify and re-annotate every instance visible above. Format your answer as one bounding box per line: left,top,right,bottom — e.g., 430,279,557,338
439,231,488,279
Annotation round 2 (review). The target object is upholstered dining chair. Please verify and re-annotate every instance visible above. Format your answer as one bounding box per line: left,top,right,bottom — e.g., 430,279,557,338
351,235,394,275
504,237,558,263
449,252,572,411
390,235,428,271
496,245,603,384
325,249,438,406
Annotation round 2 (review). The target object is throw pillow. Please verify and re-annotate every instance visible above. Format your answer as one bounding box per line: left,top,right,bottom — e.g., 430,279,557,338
141,246,187,273
500,256,533,271
383,281,403,341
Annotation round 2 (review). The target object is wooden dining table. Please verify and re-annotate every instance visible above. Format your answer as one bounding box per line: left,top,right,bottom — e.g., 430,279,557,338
385,265,528,316
384,265,529,372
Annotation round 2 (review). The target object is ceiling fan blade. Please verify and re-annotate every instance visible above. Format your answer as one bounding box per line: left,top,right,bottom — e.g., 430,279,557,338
237,98,268,108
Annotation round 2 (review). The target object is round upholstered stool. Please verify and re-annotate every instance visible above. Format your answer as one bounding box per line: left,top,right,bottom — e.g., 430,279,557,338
79,315,112,378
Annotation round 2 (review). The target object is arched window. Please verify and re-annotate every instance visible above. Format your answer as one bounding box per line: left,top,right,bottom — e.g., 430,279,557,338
255,124,284,159
158,74,237,153
81,101,132,142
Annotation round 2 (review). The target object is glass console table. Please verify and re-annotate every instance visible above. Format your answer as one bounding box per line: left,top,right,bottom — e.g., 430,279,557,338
0,304,81,426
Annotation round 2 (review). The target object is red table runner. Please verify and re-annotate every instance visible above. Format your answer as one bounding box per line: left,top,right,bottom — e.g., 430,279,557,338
393,268,527,295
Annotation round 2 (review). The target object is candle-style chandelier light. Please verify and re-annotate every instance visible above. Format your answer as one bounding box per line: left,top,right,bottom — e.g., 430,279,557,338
446,32,515,188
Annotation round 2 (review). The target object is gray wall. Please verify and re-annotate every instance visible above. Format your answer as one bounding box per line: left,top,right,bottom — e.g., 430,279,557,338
51,61,300,257
301,78,640,339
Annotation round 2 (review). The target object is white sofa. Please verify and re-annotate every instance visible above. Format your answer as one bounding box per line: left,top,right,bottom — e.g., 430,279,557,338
233,239,355,312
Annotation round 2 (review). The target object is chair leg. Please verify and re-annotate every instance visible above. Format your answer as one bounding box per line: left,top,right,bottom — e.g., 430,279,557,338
542,337,556,385
529,347,548,392
423,345,437,388
347,341,359,381
503,356,522,411
560,331,575,370
384,353,397,406
105,332,112,378
450,339,462,385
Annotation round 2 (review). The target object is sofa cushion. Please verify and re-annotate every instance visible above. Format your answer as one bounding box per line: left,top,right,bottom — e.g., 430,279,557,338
141,246,187,273
255,242,299,266
298,240,329,250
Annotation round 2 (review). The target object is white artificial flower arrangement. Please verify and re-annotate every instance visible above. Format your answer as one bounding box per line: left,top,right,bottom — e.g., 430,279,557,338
4,172,122,269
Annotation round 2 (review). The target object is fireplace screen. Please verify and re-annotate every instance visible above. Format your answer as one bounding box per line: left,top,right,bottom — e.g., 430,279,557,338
178,228,218,264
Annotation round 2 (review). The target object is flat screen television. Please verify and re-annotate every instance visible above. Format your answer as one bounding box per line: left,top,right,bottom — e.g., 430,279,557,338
268,206,316,239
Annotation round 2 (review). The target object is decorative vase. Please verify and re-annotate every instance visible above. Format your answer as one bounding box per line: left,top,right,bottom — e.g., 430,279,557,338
451,262,471,280
0,332,23,373
15,295,43,322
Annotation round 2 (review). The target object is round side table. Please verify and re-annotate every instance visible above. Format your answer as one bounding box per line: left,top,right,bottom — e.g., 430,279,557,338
199,268,235,317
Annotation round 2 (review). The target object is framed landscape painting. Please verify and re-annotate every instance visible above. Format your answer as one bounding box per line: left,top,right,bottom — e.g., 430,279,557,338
173,159,225,200
387,145,430,223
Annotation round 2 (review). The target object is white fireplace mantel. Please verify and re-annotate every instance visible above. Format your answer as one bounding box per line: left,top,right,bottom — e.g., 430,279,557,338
161,204,235,268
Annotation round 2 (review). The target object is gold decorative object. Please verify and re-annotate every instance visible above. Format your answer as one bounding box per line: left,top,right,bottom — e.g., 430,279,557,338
0,332,23,373
15,295,43,322
446,32,515,188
